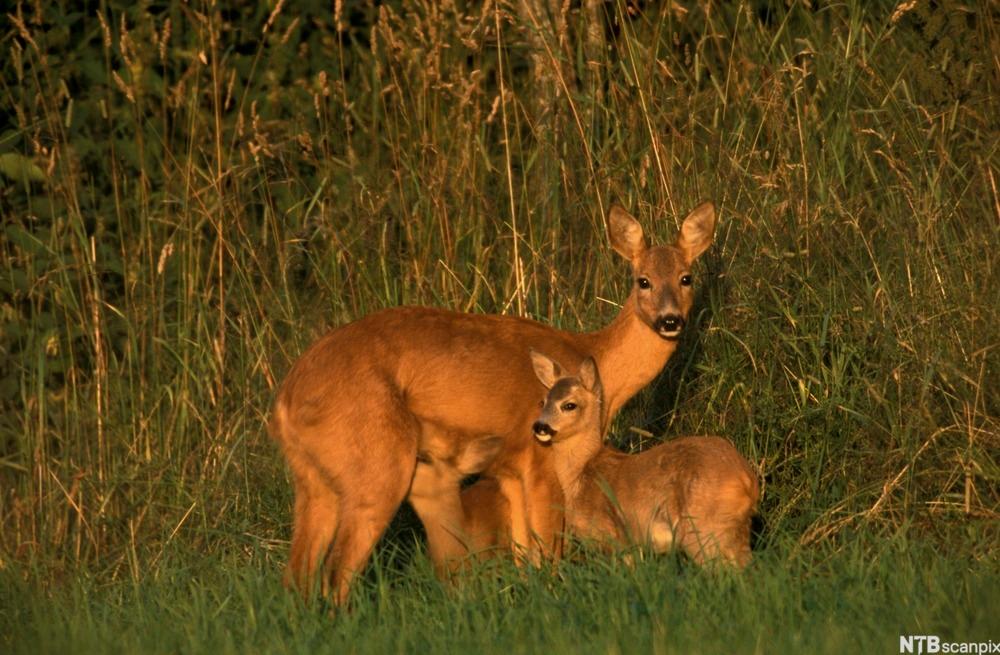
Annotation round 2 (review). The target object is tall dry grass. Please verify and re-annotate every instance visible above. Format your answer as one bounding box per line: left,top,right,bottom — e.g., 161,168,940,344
0,0,996,587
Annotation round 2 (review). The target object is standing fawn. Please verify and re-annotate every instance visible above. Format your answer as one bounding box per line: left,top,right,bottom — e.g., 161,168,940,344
270,202,716,603
529,351,758,567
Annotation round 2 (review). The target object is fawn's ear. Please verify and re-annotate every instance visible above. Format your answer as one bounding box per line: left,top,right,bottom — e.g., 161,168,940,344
577,357,601,395
456,436,505,476
608,205,648,261
676,201,716,263
530,349,563,390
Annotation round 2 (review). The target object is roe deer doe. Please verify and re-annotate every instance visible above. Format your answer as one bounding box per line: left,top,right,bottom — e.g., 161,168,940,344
269,202,716,603
529,351,758,567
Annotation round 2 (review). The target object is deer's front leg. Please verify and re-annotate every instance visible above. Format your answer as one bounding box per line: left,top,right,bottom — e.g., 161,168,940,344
522,454,565,561
498,474,535,565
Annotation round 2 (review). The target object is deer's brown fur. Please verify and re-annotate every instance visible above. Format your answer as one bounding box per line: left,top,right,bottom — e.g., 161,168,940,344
408,436,510,574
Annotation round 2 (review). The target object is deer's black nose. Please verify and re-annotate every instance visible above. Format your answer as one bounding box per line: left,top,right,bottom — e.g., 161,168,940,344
532,421,556,438
654,314,685,334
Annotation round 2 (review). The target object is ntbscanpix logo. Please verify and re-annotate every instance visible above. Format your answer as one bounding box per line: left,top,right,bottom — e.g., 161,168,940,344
900,635,1000,654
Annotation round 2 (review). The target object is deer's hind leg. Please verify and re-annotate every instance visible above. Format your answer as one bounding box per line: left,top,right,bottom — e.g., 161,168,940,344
715,511,753,568
285,459,342,595
708,478,756,568
322,406,420,605
675,515,723,566
282,393,420,605
676,510,753,569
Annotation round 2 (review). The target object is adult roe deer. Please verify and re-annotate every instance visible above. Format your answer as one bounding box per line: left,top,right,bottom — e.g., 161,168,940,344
529,351,759,566
269,202,716,603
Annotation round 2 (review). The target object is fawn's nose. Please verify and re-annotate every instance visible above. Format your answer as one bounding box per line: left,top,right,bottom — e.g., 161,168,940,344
653,314,685,337
532,421,556,443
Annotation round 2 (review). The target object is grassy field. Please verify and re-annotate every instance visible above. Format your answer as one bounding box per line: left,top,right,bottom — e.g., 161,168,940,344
1,0,998,653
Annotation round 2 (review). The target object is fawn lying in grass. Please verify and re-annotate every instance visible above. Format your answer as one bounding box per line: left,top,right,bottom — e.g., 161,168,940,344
528,351,759,567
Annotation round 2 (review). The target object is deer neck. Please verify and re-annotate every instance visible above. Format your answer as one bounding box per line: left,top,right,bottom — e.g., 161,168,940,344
550,430,603,511
587,295,678,421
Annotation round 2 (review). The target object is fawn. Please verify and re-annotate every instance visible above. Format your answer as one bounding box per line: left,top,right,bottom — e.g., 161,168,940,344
529,351,758,566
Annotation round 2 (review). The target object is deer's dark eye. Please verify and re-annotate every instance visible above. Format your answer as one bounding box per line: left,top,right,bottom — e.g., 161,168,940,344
562,402,577,411
680,274,692,286
539,400,545,408
637,277,651,290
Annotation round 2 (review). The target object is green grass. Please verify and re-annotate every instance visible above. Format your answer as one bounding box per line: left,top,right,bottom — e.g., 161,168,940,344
1,0,998,652
3,528,997,655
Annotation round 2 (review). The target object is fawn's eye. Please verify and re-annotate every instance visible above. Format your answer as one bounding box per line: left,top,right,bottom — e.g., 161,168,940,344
637,277,651,290
539,399,545,408
561,402,577,411
680,274,692,286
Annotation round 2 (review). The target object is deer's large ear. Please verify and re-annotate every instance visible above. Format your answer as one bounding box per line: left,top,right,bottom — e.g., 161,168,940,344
608,205,648,261
530,349,563,390
577,357,601,395
676,201,716,263
456,436,505,476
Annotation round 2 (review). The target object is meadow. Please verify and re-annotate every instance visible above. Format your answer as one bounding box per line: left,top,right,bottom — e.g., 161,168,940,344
1,1,997,653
